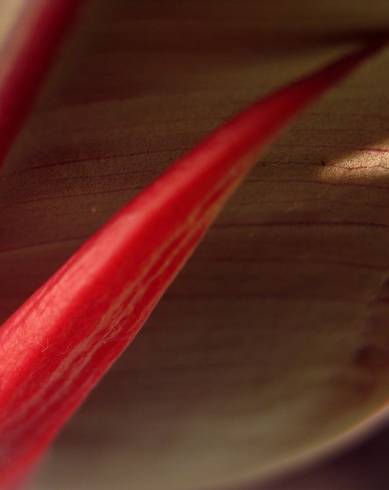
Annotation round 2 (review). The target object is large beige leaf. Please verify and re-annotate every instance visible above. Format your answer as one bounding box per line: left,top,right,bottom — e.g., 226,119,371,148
0,0,388,489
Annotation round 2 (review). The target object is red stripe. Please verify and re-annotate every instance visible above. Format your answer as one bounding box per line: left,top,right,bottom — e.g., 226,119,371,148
0,0,84,167
0,43,383,488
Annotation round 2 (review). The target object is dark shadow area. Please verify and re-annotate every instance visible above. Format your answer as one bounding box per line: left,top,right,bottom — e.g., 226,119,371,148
251,421,389,490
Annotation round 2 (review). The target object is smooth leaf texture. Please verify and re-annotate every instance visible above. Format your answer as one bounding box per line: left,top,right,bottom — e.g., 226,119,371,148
0,38,381,489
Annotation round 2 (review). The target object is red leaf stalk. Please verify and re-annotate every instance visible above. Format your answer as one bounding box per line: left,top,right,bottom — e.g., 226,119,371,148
0,42,382,488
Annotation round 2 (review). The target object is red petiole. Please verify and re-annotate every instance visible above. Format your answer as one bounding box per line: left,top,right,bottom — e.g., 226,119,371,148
0,0,83,167
0,42,382,488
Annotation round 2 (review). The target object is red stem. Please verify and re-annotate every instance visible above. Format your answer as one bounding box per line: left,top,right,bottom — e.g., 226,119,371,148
0,0,84,167
0,43,382,488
